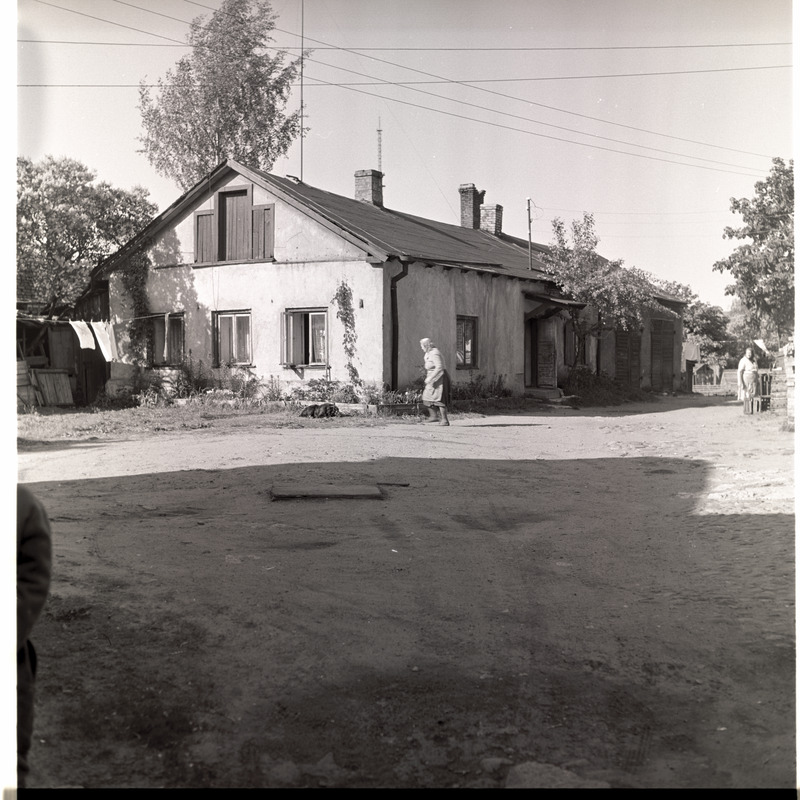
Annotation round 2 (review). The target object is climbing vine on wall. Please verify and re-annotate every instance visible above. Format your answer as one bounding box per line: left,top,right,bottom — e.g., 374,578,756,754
120,241,153,363
331,279,361,387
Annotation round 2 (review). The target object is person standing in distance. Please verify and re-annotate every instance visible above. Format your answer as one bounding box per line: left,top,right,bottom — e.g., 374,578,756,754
737,346,759,413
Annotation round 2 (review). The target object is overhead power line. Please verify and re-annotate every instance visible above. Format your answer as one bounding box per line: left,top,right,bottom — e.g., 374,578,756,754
24,0,777,176
298,64,792,83
32,0,188,45
304,77,766,178
18,39,792,51
298,59,764,172
28,0,780,160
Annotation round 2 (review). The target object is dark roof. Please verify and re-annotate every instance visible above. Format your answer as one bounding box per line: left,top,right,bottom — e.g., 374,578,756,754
91,159,683,306
251,167,552,280
93,159,552,283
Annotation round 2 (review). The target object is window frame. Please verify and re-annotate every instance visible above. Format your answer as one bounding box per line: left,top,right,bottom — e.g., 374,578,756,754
456,315,479,369
148,312,185,368
280,307,329,368
193,184,274,265
213,310,253,367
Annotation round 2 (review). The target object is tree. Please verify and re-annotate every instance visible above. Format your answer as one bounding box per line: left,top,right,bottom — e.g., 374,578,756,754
542,213,674,371
712,157,794,344
655,280,731,371
138,0,306,191
16,156,157,311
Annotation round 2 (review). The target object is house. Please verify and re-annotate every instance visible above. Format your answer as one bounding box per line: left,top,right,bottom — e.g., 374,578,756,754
77,159,684,399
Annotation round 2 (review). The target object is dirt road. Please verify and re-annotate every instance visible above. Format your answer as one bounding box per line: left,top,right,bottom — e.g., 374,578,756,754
17,395,795,788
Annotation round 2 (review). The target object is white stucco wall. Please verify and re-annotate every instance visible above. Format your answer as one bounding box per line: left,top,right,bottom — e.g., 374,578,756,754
109,260,386,391
109,174,390,393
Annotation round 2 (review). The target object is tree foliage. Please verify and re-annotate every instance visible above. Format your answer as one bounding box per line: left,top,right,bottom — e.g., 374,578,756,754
138,0,306,191
655,280,731,368
542,213,673,367
712,157,794,343
16,156,157,311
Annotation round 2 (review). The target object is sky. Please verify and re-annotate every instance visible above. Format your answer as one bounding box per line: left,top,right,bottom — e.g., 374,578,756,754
13,0,796,310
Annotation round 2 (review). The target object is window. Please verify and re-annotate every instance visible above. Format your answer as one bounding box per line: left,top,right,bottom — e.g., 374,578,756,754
149,313,184,366
281,309,327,367
194,185,274,264
215,311,252,366
456,316,478,368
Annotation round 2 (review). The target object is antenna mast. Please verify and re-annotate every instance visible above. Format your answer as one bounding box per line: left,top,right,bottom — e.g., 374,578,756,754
526,198,533,270
300,0,304,181
377,117,383,173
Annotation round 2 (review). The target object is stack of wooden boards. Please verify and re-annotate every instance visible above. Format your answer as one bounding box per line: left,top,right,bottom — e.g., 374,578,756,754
17,360,73,408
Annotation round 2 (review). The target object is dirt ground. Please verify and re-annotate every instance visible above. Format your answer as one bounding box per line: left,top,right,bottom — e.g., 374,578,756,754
16,395,796,788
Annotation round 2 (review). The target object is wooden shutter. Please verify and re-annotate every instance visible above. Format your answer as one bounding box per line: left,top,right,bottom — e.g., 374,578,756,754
615,329,641,388
195,212,214,263
279,311,288,364
168,315,184,364
253,205,274,260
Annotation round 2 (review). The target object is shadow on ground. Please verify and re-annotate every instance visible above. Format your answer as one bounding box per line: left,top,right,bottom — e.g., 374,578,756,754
24,453,795,789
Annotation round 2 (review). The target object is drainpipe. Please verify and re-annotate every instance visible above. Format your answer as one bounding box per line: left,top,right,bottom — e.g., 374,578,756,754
596,312,602,374
390,261,409,390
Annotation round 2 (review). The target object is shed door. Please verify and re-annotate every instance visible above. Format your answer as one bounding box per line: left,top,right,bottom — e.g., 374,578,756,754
650,319,675,392
615,329,641,389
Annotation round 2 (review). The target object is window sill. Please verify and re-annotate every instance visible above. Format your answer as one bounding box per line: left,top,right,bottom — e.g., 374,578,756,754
456,364,478,370
283,364,328,370
193,258,275,269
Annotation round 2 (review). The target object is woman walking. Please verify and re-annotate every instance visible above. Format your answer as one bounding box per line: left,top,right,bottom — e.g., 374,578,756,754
420,337,451,426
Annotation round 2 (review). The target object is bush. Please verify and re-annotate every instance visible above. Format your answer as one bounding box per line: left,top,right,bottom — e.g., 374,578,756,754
174,357,214,398
259,375,285,402
563,367,655,407
216,364,260,399
287,378,360,403
450,373,512,401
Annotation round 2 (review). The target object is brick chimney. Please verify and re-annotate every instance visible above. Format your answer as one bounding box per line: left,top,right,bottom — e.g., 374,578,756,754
480,204,503,235
355,169,384,206
459,183,485,229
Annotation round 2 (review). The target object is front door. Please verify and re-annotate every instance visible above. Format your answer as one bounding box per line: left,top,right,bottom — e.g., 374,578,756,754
536,318,557,388
650,319,675,392
525,317,557,389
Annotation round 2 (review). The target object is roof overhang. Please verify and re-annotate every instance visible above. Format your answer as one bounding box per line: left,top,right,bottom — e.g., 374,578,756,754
524,291,586,309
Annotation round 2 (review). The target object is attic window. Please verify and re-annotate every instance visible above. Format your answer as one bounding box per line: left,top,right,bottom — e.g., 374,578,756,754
194,185,274,265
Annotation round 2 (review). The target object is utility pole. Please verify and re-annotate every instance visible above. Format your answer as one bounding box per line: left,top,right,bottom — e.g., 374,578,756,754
526,197,533,270
300,0,304,181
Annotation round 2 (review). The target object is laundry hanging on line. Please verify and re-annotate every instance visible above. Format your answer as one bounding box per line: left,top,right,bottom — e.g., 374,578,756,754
68,320,95,350
90,321,118,362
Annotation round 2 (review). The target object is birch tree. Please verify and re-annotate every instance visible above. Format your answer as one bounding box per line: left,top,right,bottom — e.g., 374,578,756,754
138,0,306,191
